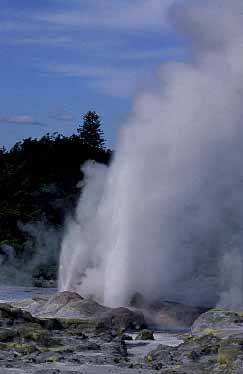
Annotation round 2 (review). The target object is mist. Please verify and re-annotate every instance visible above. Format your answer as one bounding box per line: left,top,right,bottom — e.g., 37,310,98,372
59,0,243,308
0,221,61,286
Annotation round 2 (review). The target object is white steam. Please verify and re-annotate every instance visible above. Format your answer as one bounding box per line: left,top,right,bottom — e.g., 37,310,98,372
0,221,61,286
59,0,243,308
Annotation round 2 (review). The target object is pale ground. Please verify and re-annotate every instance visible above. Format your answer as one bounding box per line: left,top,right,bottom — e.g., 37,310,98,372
0,364,155,374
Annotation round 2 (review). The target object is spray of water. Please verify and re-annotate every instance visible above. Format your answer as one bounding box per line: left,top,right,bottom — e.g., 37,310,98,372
59,0,243,308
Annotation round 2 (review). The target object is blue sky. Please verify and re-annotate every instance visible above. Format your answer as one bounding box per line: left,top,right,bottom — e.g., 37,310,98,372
0,0,186,149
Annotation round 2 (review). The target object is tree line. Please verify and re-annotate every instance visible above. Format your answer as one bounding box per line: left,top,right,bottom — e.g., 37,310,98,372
0,111,112,256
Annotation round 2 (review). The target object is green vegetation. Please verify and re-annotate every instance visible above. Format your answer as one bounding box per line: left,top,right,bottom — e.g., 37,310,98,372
218,346,238,368
0,111,111,259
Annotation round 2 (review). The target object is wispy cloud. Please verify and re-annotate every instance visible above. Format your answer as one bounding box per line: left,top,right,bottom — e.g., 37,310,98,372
37,0,174,32
118,46,185,61
49,110,75,122
7,36,72,46
0,0,185,105
47,64,114,78
46,63,148,97
0,0,184,148
0,115,45,127
0,35,73,49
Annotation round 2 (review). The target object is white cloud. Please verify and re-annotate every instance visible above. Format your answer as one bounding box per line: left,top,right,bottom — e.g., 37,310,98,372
119,46,185,60
46,63,148,98
47,64,110,78
0,115,45,126
37,0,174,31
15,36,71,46
49,110,75,122
0,0,181,101
0,35,72,47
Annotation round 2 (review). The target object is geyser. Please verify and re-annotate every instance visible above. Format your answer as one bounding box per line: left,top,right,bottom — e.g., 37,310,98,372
59,0,243,308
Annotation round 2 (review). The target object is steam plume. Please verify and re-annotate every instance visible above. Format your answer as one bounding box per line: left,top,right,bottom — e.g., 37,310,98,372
0,221,61,286
59,0,243,308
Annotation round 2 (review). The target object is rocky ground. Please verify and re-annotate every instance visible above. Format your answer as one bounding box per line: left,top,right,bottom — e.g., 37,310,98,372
146,309,243,373
0,291,242,373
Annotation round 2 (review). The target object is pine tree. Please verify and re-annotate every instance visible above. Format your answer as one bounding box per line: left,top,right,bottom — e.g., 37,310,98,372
77,111,105,150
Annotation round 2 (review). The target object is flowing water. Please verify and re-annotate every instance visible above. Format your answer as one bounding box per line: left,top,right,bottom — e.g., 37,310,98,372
0,286,56,303
127,332,183,358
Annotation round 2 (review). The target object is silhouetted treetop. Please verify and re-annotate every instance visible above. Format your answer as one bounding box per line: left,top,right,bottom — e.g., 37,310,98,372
77,111,105,150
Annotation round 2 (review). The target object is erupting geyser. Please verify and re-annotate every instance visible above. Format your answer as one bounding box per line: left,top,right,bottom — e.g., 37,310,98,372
59,0,243,308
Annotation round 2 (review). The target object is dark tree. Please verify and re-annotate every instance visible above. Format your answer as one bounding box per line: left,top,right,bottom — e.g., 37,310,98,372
0,117,111,257
77,111,105,150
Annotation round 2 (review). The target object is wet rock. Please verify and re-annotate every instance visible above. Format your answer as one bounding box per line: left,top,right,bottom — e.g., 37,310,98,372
0,293,151,370
121,334,133,341
147,300,206,329
35,371,75,374
0,293,137,370
0,303,64,335
146,333,218,371
0,302,64,363
0,328,18,342
20,292,147,333
192,308,243,335
39,318,63,331
29,351,63,364
146,330,243,373
146,343,178,366
0,303,42,329
16,326,52,346
75,341,101,351
112,339,128,357
11,297,49,316
103,337,128,358
8,342,40,355
99,307,145,332
0,324,55,352
183,333,221,356
135,329,154,340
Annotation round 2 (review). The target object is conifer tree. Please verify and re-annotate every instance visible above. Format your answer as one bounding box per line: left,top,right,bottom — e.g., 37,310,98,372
77,111,105,149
